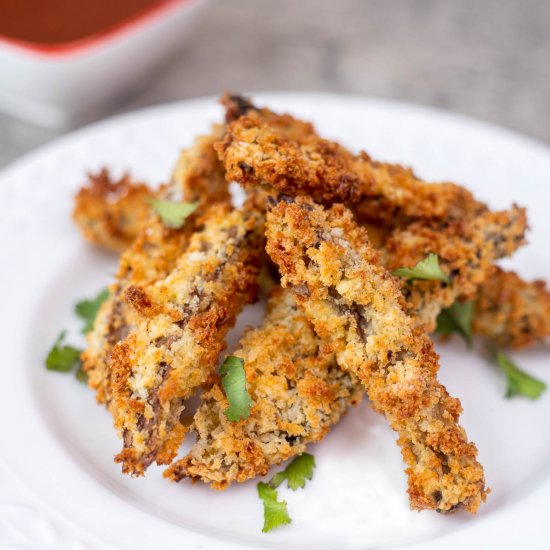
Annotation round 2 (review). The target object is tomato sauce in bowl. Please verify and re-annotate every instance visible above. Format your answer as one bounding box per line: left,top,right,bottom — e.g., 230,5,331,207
0,0,170,47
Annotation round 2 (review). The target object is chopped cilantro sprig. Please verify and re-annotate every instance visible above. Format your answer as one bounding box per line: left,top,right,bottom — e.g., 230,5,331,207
495,350,546,400
75,288,109,333
46,331,82,373
435,301,474,346
45,288,108,383
258,453,316,533
75,363,89,383
147,198,198,229
393,253,450,285
257,482,292,533
270,453,316,490
219,356,253,421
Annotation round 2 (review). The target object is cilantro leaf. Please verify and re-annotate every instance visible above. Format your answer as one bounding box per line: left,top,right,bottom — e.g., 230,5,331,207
393,253,450,284
75,363,89,384
257,453,316,532
219,356,253,421
147,198,199,229
257,482,292,533
270,453,316,490
496,351,546,399
435,301,474,346
75,288,109,334
46,331,82,373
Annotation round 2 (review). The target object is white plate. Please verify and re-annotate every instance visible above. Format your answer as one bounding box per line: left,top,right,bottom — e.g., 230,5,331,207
1,93,549,550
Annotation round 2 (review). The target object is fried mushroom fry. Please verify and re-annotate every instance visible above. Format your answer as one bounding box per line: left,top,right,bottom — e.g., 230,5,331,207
265,195,487,513
83,129,228,406
217,95,485,226
75,181,541,352
382,207,527,332
473,268,550,349
169,125,231,206
164,287,362,488
111,203,263,475
73,169,153,251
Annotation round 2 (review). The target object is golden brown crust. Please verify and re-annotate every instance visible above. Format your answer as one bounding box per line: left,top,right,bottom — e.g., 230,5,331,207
75,128,532,354
73,169,152,251
217,95,485,226
75,186,537,354
164,287,362,488
76,184,538,353
74,96,544,516
382,207,527,331
265,195,487,513
82,128,228,407
110,203,263,475
169,124,231,206
473,268,550,348
221,93,316,140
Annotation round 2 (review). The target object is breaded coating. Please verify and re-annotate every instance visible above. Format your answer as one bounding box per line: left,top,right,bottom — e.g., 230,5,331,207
74,174,529,350
221,92,315,140
164,287,362,488
73,169,152,251
163,206,525,489
473,268,550,349
83,129,228,406
73,137,531,355
382,207,527,332
110,203,263,475
169,125,230,206
265,195,487,513
217,95,485,226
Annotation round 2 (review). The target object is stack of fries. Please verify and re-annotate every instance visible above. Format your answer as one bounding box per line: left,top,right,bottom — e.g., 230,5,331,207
73,94,550,515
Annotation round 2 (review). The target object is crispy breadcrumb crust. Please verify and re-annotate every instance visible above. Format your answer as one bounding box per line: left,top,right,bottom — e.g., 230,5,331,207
382,207,527,331
265,195,487,513
110,203,263,475
217,95,485,226
73,169,152,251
74,189,544,352
73,97,542,509
82,129,228,407
221,92,315,140
473,268,550,348
169,124,230,206
164,287,362,488
74,132,531,353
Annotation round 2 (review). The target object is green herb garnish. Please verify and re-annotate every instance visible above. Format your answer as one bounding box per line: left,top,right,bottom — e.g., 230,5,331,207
45,331,82,373
75,288,109,333
219,356,253,421
393,253,450,284
257,453,316,533
495,351,546,399
257,482,292,533
435,301,474,346
75,363,89,384
147,198,199,229
270,453,316,490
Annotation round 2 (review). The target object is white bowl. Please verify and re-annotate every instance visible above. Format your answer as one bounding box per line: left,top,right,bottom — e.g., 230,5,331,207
0,0,208,128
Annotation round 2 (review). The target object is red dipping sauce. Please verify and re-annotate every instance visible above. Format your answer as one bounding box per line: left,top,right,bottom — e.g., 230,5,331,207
0,0,171,47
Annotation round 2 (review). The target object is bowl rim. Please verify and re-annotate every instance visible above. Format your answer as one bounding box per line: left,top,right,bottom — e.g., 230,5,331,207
0,0,195,59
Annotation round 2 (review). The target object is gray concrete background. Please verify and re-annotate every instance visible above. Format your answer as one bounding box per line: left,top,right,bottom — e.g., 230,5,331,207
1,0,549,168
